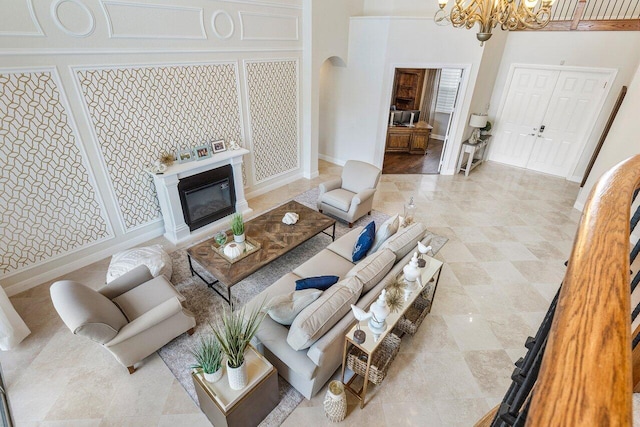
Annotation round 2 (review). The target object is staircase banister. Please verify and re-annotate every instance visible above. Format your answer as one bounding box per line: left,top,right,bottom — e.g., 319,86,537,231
527,155,640,426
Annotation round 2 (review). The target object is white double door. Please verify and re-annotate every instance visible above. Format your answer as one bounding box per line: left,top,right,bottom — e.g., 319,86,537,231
489,67,610,178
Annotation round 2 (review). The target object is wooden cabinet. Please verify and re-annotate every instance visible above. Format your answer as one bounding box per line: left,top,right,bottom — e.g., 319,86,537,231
410,129,430,153
392,69,425,110
385,126,432,154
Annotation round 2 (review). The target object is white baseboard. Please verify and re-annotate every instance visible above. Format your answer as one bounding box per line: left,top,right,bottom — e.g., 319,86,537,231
318,153,346,166
4,224,164,296
567,174,583,183
431,134,445,141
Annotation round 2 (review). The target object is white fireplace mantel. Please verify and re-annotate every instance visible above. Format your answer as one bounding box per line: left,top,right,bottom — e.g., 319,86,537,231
152,148,252,244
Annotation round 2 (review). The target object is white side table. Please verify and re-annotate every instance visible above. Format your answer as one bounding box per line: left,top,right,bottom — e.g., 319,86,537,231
457,135,492,176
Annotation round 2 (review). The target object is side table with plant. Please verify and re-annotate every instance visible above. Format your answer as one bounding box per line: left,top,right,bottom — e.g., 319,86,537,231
190,335,224,383
212,303,266,390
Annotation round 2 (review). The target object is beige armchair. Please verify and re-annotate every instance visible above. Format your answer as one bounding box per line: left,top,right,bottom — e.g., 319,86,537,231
50,265,195,374
317,160,381,227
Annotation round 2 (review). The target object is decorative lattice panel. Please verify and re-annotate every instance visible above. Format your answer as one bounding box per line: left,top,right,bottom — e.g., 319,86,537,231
245,60,299,183
0,72,110,274
77,64,244,230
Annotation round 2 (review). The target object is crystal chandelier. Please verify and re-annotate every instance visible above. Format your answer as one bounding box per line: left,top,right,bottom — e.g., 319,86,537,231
435,0,556,44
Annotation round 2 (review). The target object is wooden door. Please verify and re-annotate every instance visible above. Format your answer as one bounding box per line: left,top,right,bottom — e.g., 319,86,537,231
489,68,559,168
526,70,609,177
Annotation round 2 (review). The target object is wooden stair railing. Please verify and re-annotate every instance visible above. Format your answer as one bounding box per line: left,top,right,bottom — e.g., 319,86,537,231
528,155,640,426
476,155,640,426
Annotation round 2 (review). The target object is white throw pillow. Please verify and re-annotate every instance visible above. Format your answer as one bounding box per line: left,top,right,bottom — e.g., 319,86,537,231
106,244,172,283
267,289,323,325
370,214,399,253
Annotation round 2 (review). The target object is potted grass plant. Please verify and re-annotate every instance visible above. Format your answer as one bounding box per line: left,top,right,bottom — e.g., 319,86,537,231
211,303,266,390
230,212,245,244
190,335,224,383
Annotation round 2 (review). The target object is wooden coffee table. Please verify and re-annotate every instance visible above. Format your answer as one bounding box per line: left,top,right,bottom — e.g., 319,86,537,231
187,201,336,305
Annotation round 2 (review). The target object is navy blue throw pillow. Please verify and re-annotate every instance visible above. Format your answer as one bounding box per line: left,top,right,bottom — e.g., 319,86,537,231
352,221,376,262
295,275,340,291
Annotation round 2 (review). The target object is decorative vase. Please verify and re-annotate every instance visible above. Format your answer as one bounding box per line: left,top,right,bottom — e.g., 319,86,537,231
368,290,391,334
323,380,347,422
234,233,245,244
223,242,243,259
203,368,223,383
227,360,248,390
403,253,421,283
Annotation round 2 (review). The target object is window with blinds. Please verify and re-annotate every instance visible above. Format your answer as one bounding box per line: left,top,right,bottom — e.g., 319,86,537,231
435,69,463,113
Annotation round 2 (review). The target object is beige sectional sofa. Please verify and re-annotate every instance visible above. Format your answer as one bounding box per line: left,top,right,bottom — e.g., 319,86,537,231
243,221,428,399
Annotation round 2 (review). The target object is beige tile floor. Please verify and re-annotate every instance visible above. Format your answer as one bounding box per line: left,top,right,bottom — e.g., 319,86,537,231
1,160,581,426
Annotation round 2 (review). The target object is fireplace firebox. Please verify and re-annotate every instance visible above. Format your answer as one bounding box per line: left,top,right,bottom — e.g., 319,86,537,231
178,165,236,231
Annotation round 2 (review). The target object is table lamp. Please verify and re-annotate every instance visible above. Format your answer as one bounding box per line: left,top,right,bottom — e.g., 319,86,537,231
469,113,488,143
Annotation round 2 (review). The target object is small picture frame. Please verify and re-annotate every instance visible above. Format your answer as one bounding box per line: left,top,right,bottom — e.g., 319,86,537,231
212,140,226,153
194,144,212,160
177,149,194,163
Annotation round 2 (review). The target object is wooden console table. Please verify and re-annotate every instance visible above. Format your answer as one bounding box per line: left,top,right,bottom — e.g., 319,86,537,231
385,125,432,154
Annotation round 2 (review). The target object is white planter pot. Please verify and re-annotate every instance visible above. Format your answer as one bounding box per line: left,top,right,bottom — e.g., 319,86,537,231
203,368,223,383
227,361,247,390
234,233,245,244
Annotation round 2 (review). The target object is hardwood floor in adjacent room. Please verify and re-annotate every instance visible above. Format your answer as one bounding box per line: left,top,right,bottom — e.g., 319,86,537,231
382,139,443,174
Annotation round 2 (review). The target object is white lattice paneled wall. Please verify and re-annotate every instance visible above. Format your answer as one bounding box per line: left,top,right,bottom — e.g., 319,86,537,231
77,64,244,230
245,60,299,183
0,71,110,274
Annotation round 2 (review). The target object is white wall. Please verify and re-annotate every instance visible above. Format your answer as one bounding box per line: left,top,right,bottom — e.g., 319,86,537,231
488,31,640,181
304,0,364,173
0,0,304,293
319,17,488,174
575,63,640,210
465,30,508,139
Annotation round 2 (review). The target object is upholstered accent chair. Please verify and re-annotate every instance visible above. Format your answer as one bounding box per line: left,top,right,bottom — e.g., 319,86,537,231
50,265,195,374
317,160,381,227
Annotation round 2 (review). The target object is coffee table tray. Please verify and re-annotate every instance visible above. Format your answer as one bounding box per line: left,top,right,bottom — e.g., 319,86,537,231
212,237,262,264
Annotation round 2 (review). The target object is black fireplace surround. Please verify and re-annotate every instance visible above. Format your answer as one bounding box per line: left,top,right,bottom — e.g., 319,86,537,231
178,165,236,231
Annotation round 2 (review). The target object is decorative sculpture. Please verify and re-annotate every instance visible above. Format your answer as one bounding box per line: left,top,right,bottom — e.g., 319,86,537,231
282,212,299,225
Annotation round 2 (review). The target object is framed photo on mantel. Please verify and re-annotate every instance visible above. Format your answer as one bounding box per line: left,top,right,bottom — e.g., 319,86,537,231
177,148,194,163
194,144,212,160
212,140,226,153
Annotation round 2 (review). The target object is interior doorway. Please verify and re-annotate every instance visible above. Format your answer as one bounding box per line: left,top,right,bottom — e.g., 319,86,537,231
382,68,463,174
